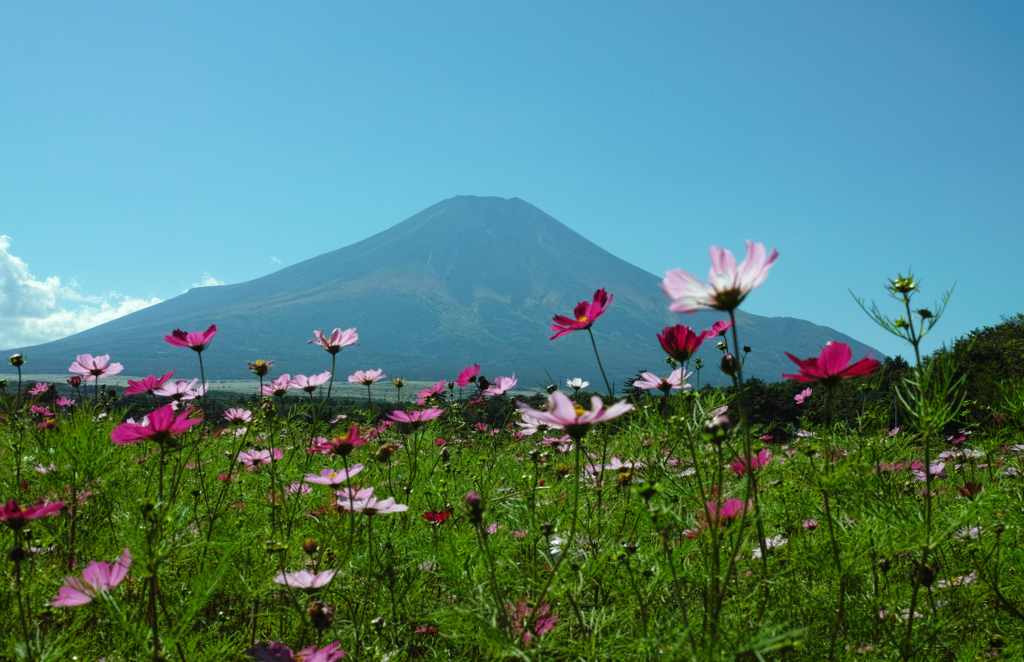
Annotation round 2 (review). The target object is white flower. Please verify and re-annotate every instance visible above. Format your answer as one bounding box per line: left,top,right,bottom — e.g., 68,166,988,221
567,378,590,391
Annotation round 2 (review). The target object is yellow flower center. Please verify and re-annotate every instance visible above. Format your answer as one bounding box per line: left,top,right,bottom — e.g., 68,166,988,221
577,315,587,323
573,404,586,417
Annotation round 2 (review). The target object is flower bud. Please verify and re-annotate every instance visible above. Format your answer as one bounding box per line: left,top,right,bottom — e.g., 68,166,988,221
307,600,335,631
546,384,559,394
464,491,484,524
716,341,727,351
447,381,455,390
67,375,82,388
8,354,25,367
376,443,400,463
720,353,739,376
302,538,318,555
702,415,731,443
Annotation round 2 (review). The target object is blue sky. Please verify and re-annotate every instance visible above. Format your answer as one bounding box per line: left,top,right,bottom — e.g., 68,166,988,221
2,2,1022,359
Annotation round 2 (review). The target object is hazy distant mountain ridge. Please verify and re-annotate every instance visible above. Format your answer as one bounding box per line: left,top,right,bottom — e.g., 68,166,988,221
4,196,881,389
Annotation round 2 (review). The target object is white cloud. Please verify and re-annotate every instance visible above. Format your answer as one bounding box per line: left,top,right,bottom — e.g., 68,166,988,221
270,256,281,264
189,273,225,289
0,235,162,348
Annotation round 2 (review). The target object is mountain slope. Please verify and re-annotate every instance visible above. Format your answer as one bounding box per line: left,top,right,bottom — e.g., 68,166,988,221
4,196,881,389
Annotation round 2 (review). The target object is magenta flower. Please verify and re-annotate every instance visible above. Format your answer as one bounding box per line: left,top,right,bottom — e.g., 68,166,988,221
516,390,633,441
238,448,283,470
783,341,880,387
31,405,54,417
223,408,252,425
262,374,294,398
125,371,175,396
794,387,812,404
154,378,207,402
164,325,218,352
550,289,613,340
309,328,358,354
110,404,202,447
706,498,747,528
507,599,558,645
50,549,131,607
730,449,772,476
291,371,332,393
710,319,733,337
308,426,377,457
1,499,65,530
387,408,444,426
661,241,779,313
657,326,713,363
349,496,408,515
28,382,49,396
305,465,364,487
457,364,481,386
248,642,345,662
633,368,690,394
482,374,517,397
273,569,337,590
416,380,446,405
348,369,385,386
68,354,124,382
56,397,76,407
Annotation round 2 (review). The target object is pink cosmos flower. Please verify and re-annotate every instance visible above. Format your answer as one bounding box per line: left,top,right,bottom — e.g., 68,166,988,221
730,449,772,476
56,397,76,407
657,326,713,362
550,289,613,340
110,404,203,446
238,448,283,470
794,387,812,404
388,408,444,426
308,426,377,457
348,369,385,386
913,462,947,482
516,390,633,441
709,320,732,337
661,242,779,313
457,364,481,386
784,342,880,387
154,378,207,401
262,375,294,398
706,498,747,528
633,368,690,394
68,354,124,382
248,641,345,662
507,599,558,645
31,405,54,417
1,499,65,529
223,408,252,425
349,496,408,515
482,374,517,397
125,371,175,396
50,549,131,607
309,328,358,354
164,325,218,352
305,465,364,487
291,371,332,393
517,411,563,437
336,486,374,509
416,380,446,405
273,569,337,590
28,382,49,396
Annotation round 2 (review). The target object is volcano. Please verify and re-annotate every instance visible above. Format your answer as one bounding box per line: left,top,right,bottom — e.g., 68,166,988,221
4,196,880,390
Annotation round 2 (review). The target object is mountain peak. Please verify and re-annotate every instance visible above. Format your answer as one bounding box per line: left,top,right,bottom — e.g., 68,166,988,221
4,197,882,386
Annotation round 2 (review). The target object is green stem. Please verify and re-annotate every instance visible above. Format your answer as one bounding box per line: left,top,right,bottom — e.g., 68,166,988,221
587,327,613,398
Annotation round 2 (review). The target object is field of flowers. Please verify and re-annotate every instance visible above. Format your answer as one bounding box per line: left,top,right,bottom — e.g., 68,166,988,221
2,242,1021,661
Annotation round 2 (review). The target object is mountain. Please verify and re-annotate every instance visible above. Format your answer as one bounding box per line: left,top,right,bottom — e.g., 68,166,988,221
4,196,881,390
